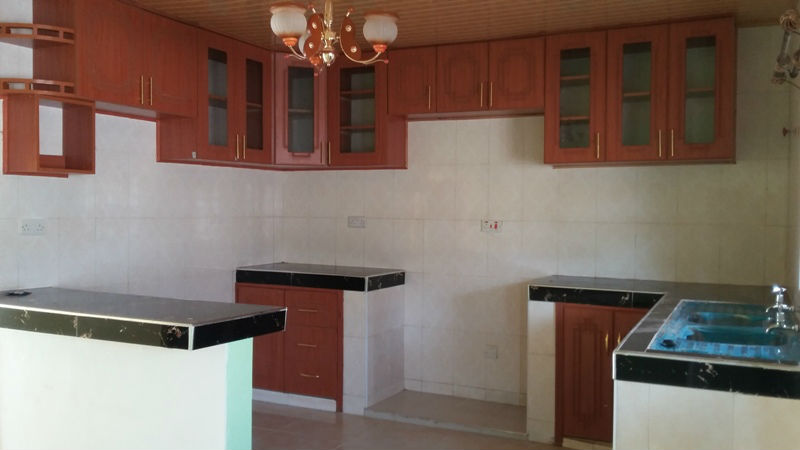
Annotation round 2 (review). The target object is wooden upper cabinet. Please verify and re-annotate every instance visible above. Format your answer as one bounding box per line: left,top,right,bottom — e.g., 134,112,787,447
142,13,197,117
75,0,143,106
196,31,238,162
238,44,273,165
437,42,489,112
387,47,436,115
273,55,326,166
75,0,196,116
606,25,669,162
544,31,607,164
667,17,735,161
488,37,545,110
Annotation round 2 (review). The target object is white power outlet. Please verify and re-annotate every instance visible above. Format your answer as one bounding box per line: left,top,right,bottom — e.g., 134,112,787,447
481,219,503,233
347,216,367,229
19,219,47,236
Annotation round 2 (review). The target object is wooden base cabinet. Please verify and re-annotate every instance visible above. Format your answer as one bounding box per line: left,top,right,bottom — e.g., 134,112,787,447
556,303,647,443
235,283,343,410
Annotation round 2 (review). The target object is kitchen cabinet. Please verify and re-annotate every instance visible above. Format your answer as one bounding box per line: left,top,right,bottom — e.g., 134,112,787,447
488,37,545,110
544,31,607,164
437,42,488,113
557,303,647,443
75,0,196,116
236,284,286,392
197,31,273,165
327,57,406,168
273,56,326,166
667,18,735,161
387,47,437,115
235,283,343,410
606,25,669,162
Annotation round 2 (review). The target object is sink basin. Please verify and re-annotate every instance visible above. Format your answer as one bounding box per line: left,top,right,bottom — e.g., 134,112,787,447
647,299,800,364
685,325,789,346
687,311,767,327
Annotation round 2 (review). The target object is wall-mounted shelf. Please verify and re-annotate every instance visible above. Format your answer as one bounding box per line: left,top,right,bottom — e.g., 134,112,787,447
0,23,75,44
2,93,95,178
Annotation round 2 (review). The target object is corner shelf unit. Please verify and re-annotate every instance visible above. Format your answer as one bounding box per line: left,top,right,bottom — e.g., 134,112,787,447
0,22,75,44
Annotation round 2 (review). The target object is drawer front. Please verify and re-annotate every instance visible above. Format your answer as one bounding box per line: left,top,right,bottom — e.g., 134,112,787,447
284,326,338,398
285,290,339,328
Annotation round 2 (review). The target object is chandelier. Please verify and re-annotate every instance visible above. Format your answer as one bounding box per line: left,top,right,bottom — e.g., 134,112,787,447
269,0,398,71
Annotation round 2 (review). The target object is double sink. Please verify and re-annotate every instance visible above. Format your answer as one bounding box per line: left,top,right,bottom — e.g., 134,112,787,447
649,300,800,364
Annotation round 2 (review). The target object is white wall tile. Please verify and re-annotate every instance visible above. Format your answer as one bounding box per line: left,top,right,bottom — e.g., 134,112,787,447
648,384,733,450
596,168,638,223
0,219,19,290
456,119,490,164
733,392,800,450
57,218,96,289
634,224,677,281
613,381,649,450
526,354,555,422
633,167,680,224
488,165,523,221
421,327,455,385
558,222,596,277
719,225,766,285
675,224,721,284
454,165,489,220
403,325,422,380
527,301,555,356
555,169,597,222
595,223,636,279
392,220,424,272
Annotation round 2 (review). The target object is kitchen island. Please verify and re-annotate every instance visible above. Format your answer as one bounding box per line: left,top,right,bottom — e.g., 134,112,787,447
0,287,286,450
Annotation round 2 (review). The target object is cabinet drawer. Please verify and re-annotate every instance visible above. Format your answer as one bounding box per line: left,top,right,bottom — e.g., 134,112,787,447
284,326,337,365
284,327,338,398
285,290,339,328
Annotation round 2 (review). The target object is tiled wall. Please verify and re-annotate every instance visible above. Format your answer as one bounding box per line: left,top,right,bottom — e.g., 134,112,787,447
787,3,800,298
0,22,791,407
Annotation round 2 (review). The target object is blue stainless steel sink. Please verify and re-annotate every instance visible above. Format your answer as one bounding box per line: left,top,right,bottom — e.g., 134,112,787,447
647,300,800,364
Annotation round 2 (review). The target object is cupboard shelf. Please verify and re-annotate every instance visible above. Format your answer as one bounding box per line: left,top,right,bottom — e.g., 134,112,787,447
559,116,590,122
0,78,76,96
560,74,591,81
287,108,314,114
622,91,651,98
0,23,75,44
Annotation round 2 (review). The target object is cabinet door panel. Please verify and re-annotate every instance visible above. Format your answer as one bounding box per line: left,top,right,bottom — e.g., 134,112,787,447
561,304,613,442
668,18,735,161
274,56,325,165
436,42,488,112
235,284,285,392
196,31,239,161
238,43,273,164
544,31,606,164
76,0,143,106
388,47,436,115
606,25,669,162
613,308,647,349
489,38,545,110
144,13,197,117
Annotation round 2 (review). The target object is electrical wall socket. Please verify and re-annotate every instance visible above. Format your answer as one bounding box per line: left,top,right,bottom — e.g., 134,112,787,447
347,216,367,229
481,219,503,233
484,344,498,360
18,219,47,236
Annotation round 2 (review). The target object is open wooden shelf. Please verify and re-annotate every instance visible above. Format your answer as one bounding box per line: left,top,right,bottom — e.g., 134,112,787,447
2,93,95,178
0,23,75,44
0,78,76,96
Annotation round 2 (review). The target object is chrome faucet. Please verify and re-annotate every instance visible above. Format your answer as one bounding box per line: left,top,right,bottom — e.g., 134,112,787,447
766,285,799,333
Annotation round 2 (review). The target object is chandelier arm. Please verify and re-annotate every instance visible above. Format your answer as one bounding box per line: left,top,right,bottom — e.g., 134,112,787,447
287,45,307,60
339,49,387,65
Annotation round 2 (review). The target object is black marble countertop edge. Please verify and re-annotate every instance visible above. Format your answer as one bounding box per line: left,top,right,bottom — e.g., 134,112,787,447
236,262,406,292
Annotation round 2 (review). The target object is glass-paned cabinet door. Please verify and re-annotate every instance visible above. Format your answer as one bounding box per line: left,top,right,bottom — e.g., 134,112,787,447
668,18,735,161
544,31,606,164
274,57,324,165
606,25,668,162
339,66,376,154
240,49,272,164
207,47,229,148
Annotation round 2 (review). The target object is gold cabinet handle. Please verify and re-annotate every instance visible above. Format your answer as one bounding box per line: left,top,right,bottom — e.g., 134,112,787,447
299,373,320,379
658,130,663,158
489,81,494,108
327,141,331,165
235,134,240,160
479,82,484,108
427,85,431,111
604,333,609,352
596,132,600,160
617,333,621,346
140,75,144,105
297,308,319,313
243,134,247,160
297,343,318,348
670,129,675,157
149,76,153,106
